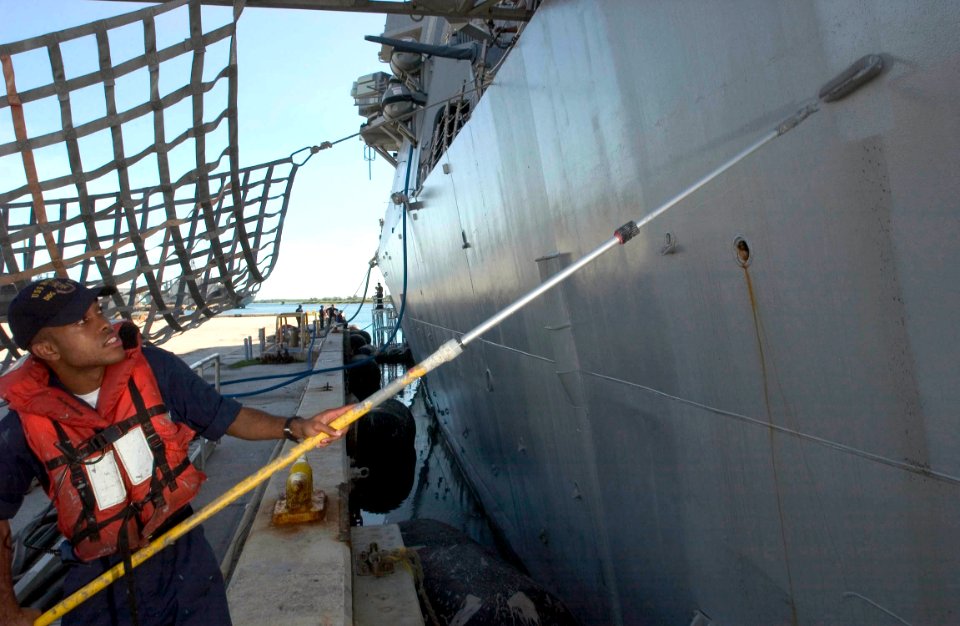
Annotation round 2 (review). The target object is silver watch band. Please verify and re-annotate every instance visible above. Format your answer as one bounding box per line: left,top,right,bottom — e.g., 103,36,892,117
282,416,301,442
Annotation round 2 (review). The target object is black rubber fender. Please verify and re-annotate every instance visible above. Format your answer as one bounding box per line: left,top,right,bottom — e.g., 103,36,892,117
345,354,381,401
347,398,414,456
348,332,369,352
397,519,579,625
348,399,416,513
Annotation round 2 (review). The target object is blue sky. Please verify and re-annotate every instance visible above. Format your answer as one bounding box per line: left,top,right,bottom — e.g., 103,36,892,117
0,0,396,299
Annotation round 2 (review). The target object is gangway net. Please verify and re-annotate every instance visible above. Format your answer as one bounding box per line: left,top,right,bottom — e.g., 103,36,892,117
0,0,302,371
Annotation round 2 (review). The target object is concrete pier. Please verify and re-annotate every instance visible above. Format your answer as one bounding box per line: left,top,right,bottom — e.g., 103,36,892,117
227,331,354,625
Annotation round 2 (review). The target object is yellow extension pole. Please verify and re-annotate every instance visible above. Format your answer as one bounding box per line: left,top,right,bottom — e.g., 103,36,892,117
35,340,463,626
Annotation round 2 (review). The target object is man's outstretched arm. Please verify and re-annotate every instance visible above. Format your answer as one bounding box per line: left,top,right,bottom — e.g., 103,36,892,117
0,519,41,626
225,404,353,442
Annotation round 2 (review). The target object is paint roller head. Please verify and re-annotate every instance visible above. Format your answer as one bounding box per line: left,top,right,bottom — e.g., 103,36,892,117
818,54,884,102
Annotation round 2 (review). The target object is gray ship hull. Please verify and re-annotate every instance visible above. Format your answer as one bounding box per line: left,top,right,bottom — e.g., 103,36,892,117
375,2,960,623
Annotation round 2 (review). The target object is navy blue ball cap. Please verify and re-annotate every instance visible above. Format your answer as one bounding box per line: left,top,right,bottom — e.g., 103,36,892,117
8,278,118,349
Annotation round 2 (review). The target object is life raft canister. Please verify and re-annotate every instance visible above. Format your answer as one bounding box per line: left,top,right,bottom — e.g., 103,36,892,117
0,323,205,561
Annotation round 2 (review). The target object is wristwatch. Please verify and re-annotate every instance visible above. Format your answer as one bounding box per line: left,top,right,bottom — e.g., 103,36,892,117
282,417,302,443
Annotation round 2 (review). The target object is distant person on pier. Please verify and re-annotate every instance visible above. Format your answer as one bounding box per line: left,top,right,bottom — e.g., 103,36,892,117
374,283,384,309
295,303,303,313
0,278,351,626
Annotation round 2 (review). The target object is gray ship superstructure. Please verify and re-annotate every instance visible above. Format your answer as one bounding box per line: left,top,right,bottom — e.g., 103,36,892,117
363,2,960,624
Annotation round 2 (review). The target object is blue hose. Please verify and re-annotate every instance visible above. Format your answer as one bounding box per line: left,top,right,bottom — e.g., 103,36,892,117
224,356,379,398
379,144,413,349
344,263,373,325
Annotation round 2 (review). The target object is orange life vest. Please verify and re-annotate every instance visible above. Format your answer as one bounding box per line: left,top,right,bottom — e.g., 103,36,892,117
0,324,205,561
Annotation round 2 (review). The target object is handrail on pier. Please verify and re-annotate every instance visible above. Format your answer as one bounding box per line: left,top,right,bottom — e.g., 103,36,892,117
189,353,222,392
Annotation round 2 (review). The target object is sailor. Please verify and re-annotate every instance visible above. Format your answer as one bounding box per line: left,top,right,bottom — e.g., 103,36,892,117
0,278,350,626
374,283,384,309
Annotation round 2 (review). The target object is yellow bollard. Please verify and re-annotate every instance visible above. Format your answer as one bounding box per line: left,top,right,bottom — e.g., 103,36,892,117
271,456,324,525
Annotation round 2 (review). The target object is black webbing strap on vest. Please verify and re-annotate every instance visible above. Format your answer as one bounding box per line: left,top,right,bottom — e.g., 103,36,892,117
46,380,192,549
51,422,102,543
126,380,196,518
43,405,165,472
126,379,180,497
118,514,141,626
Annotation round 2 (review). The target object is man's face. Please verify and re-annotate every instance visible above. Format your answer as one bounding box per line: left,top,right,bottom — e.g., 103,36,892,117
30,301,126,371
